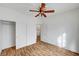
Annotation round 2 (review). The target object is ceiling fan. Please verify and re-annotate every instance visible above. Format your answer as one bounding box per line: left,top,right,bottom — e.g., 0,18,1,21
29,3,55,17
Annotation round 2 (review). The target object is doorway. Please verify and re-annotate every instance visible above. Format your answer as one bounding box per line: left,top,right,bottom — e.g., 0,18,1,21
36,24,41,42
0,20,16,50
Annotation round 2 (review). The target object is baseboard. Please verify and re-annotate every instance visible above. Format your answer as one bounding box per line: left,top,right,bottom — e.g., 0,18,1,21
2,44,15,50
16,41,36,49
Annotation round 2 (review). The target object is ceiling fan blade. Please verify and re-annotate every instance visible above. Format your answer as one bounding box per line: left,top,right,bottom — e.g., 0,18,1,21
35,13,40,17
44,10,55,13
29,10,39,12
42,13,47,17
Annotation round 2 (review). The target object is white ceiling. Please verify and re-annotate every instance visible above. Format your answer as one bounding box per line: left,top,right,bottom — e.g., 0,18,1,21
0,3,79,15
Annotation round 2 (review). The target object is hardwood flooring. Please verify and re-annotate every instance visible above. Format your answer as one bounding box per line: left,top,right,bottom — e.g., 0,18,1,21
0,36,79,56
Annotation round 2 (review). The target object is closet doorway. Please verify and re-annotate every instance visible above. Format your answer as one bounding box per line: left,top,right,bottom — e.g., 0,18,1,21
0,20,16,51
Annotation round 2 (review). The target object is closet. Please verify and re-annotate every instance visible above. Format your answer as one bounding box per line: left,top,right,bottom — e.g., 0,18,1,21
0,20,16,50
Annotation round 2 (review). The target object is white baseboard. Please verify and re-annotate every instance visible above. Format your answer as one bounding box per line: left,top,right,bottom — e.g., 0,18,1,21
16,41,36,49
2,44,15,50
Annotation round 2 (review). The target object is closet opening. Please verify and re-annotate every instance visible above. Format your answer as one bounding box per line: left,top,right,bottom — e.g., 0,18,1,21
0,20,16,54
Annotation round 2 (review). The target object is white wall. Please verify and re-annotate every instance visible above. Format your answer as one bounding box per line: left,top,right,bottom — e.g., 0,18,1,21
0,7,37,49
16,22,27,48
41,8,79,52
0,22,2,52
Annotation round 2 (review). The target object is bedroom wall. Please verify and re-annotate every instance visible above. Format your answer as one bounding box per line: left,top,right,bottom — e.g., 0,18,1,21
0,7,37,49
41,8,79,52
0,22,2,52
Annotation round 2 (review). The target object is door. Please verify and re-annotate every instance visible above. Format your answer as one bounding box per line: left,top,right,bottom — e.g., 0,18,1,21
1,20,16,50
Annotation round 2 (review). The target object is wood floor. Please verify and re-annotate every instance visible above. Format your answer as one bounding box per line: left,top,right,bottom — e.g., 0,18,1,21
0,36,79,56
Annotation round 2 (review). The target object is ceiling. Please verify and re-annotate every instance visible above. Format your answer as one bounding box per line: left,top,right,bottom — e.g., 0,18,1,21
0,3,79,15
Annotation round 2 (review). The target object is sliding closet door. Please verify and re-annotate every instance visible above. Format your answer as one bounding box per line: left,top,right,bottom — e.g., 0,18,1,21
1,21,16,50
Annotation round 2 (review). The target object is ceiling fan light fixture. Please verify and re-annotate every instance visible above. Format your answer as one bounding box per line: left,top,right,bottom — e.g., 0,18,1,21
29,3,55,18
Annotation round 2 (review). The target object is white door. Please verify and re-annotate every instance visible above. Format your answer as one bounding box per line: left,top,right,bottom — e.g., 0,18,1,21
1,20,16,50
